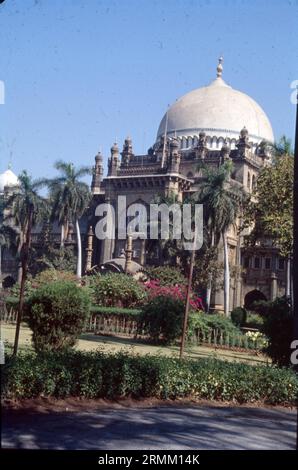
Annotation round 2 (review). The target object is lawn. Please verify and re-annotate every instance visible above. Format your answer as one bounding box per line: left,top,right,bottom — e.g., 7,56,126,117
1,323,269,365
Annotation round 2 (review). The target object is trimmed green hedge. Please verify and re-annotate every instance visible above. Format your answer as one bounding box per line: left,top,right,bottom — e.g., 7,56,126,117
2,351,297,405
90,306,141,318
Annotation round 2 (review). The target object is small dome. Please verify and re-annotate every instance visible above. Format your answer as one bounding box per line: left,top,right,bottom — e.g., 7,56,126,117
157,60,274,147
0,169,19,193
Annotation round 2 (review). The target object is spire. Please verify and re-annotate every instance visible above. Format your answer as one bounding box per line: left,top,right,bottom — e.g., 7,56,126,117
216,56,223,78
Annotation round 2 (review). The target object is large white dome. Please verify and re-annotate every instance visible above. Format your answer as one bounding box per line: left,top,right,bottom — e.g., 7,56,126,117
157,60,274,148
0,168,19,193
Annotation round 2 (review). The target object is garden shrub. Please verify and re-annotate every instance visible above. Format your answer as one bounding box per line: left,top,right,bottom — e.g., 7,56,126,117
231,307,247,327
33,269,77,287
138,296,185,344
259,297,294,367
245,312,264,329
27,281,90,352
143,266,187,286
188,312,240,342
2,350,297,405
89,273,147,308
144,279,203,310
90,306,141,318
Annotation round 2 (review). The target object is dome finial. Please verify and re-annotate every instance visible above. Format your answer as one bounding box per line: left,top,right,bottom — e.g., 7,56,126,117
217,56,223,78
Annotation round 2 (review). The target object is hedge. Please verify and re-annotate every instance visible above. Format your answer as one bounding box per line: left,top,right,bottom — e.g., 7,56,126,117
2,351,297,405
90,306,141,318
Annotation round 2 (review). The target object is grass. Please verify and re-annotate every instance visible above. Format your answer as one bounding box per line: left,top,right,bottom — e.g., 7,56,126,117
1,323,269,365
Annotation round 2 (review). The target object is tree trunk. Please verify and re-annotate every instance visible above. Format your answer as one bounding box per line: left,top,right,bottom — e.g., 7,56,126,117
222,231,230,317
60,224,65,248
76,219,82,279
13,208,33,356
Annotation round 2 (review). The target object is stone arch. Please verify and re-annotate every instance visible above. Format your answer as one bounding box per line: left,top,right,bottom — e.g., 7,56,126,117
244,289,267,310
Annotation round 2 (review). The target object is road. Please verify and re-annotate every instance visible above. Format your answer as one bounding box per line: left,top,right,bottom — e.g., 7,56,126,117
1,404,296,450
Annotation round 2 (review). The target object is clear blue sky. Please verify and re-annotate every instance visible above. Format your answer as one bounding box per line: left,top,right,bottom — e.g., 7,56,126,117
0,0,297,182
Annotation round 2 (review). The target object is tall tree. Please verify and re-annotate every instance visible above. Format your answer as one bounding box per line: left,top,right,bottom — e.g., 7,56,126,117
243,139,294,298
4,171,47,355
45,161,91,278
196,161,245,315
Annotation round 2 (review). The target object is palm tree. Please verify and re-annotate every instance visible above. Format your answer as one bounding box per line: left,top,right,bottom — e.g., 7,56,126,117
4,171,47,354
147,192,184,266
196,161,245,316
45,161,91,278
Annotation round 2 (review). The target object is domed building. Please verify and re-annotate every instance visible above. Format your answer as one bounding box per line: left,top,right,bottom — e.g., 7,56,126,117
0,167,19,195
87,58,286,312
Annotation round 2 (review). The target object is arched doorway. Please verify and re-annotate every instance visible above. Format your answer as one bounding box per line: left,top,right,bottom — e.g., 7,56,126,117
244,289,267,310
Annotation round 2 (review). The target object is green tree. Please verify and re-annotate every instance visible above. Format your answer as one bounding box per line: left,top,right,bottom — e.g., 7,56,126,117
4,171,47,354
243,138,293,296
45,161,91,278
196,161,245,315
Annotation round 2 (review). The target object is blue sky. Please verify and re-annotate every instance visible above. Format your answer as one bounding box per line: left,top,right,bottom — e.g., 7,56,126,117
0,0,297,182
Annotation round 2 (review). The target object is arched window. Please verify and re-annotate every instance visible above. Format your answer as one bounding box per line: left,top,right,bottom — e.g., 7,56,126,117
252,174,256,190
247,172,251,190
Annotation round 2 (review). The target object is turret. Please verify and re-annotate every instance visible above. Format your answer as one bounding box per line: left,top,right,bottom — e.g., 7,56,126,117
168,137,181,173
91,151,103,193
121,136,134,166
236,126,251,158
108,142,119,176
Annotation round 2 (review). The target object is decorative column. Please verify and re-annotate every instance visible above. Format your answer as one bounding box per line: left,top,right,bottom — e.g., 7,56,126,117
125,234,133,274
139,239,146,266
270,272,278,301
85,226,94,273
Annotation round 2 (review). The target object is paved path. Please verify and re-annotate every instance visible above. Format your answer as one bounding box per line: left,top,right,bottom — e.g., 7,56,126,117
2,405,296,450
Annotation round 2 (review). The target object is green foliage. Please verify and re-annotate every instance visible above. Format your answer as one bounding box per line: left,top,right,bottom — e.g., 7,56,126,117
90,306,141,318
188,312,240,340
258,297,294,367
245,312,264,329
138,296,184,344
29,245,77,275
27,281,90,352
242,152,293,257
89,273,147,308
34,269,77,286
231,307,247,327
143,266,187,286
2,351,297,405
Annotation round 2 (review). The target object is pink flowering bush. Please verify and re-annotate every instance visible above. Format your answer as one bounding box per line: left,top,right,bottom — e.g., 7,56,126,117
144,279,203,311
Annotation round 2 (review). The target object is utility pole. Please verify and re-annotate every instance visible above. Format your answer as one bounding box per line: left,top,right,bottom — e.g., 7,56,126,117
293,88,298,451
293,87,298,369
180,247,196,359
